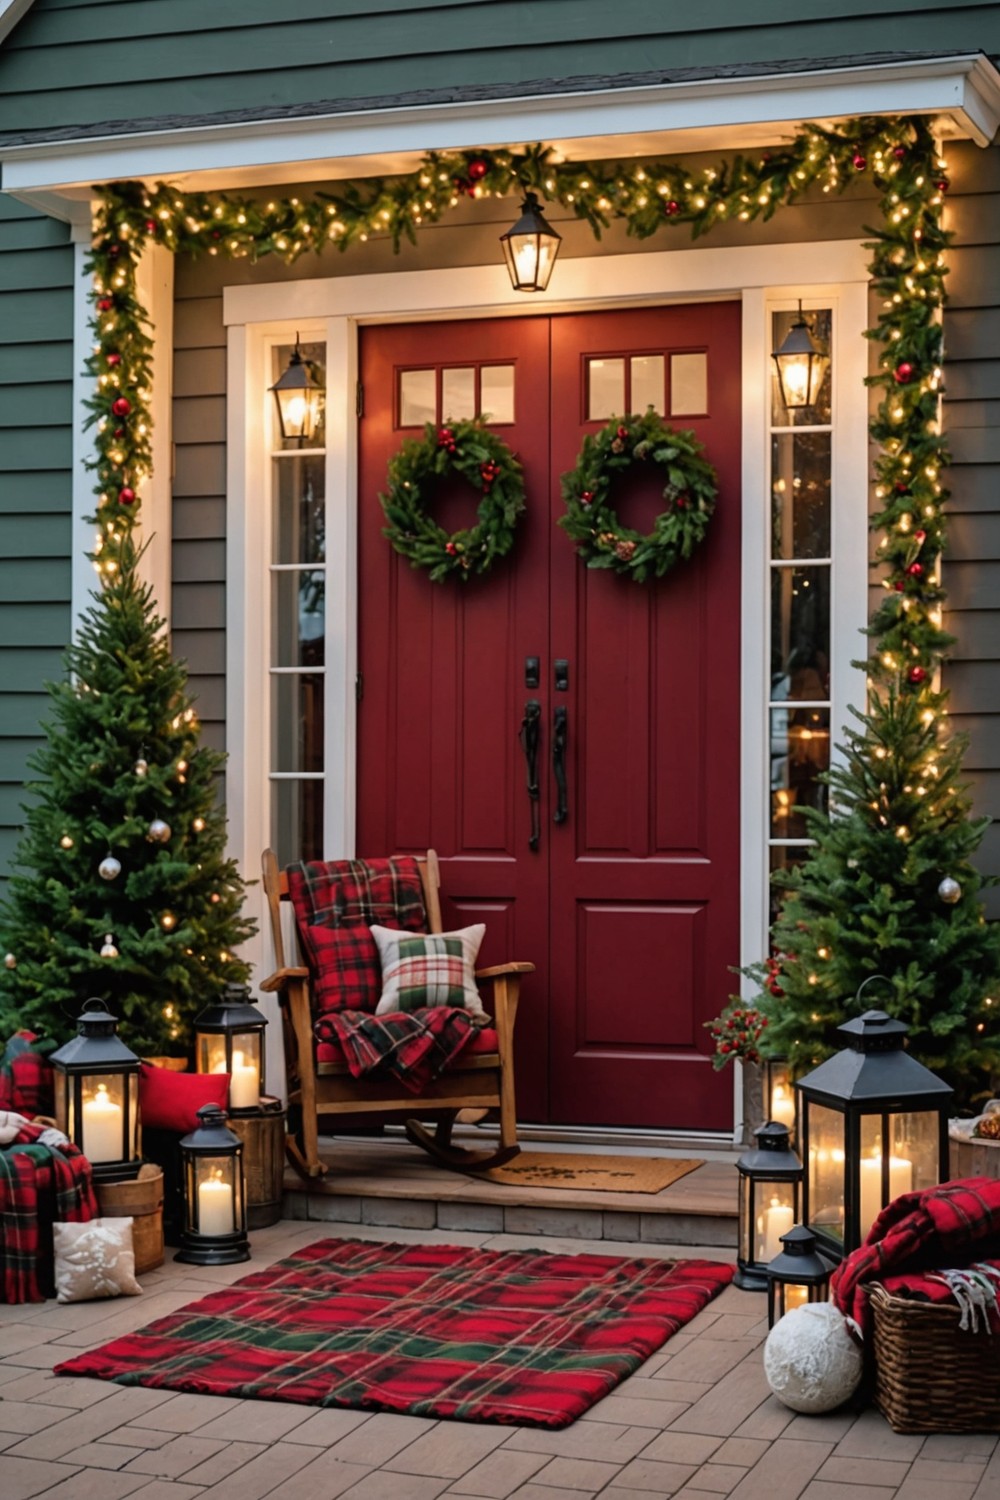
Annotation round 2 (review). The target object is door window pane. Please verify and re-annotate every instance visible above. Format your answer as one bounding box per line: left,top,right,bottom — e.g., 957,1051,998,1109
771,567,830,698
771,433,831,559
481,364,515,424
769,843,810,924
274,456,326,565
271,778,323,866
670,352,708,415
399,368,436,427
770,707,830,839
272,673,325,773
272,569,325,667
442,366,476,421
771,308,832,426
630,354,664,415
587,357,625,420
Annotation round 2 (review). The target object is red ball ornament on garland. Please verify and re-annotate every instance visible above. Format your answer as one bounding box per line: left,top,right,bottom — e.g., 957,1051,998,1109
106,244,121,258
580,490,594,507
907,562,924,577
908,666,928,685
852,152,867,171
915,528,927,544
111,396,131,417
118,486,136,505
466,158,488,181
894,361,915,384
664,199,681,217
106,353,121,367
113,427,124,439
893,145,908,160
894,580,905,592
97,297,113,313
144,219,158,234
894,482,909,494
935,178,950,193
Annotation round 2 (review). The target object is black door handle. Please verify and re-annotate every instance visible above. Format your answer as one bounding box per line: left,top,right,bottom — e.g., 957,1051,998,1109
519,699,542,851
552,705,568,824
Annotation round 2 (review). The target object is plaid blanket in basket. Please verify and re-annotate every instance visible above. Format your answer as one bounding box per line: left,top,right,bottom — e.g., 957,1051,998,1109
0,1030,55,1119
314,1006,479,1094
832,1176,1000,1338
0,1119,98,1303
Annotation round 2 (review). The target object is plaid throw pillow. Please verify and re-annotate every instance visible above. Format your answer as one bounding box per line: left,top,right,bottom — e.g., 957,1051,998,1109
371,923,487,1019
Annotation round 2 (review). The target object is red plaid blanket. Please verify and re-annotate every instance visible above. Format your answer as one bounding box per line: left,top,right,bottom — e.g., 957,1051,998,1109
831,1176,1000,1338
0,1031,55,1118
0,1119,98,1303
314,1007,479,1093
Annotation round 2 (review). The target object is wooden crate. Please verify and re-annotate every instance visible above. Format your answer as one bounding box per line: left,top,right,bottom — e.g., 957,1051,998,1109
949,1136,1000,1180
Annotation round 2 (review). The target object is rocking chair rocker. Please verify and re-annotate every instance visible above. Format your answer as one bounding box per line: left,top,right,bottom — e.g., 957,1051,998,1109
260,848,532,1178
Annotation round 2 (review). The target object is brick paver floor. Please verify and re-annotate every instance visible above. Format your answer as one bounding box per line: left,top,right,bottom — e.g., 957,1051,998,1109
0,1220,995,1500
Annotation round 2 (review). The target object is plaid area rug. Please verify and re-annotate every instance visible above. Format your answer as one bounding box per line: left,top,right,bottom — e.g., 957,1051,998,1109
57,1238,733,1427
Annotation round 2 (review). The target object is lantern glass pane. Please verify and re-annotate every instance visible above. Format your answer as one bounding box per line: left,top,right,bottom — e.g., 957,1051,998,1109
198,1034,229,1076
765,1062,796,1135
194,1157,238,1236
807,1100,845,1244
781,1282,811,1314
229,1033,262,1109
858,1115,918,1237
756,1184,796,1262
895,1110,941,1193
739,1171,754,1264
126,1072,139,1160
80,1075,126,1163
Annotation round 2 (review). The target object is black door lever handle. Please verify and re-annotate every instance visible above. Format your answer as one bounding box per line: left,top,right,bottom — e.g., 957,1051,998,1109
552,705,568,824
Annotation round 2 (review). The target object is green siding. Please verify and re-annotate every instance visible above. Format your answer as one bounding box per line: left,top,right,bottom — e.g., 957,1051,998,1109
0,199,73,887
1,0,1000,136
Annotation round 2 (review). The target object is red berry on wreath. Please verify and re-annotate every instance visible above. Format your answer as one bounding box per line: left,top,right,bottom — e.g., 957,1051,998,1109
907,562,924,577
852,152,867,171
893,145,907,160
467,158,488,181
616,425,629,439
445,541,457,555
894,361,915,384
113,428,124,439
97,297,113,312
894,580,905,592
935,178,949,193
581,491,594,506
908,666,928,684
145,219,158,234
664,200,680,216
106,353,121,367
118,486,136,505
111,396,131,417
676,495,688,508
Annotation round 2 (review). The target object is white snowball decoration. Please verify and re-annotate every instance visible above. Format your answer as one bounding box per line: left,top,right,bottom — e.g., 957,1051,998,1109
763,1302,863,1413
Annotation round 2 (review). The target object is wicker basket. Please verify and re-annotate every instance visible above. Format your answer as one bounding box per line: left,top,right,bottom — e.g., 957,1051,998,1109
869,1282,1000,1433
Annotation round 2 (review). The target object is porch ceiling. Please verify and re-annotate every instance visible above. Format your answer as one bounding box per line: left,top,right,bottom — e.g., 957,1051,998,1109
2,50,999,226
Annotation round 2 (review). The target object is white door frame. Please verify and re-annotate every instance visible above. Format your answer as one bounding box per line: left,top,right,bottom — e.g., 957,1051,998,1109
225,239,870,1134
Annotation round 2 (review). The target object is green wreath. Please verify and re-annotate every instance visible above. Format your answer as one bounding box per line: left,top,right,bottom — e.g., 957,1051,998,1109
559,410,719,582
380,418,525,583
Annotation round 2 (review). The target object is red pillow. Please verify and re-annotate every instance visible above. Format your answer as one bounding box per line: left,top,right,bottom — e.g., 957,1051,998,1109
306,922,404,1014
139,1063,230,1133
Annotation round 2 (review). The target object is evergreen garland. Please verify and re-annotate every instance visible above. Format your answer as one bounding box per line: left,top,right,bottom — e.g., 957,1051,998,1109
559,411,717,581
380,419,525,582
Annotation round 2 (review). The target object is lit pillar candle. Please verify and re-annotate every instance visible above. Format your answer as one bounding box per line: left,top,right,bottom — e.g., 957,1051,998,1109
197,1171,234,1236
81,1083,122,1162
859,1155,913,1236
770,1084,796,1132
228,1050,259,1110
758,1196,795,1260
782,1282,810,1312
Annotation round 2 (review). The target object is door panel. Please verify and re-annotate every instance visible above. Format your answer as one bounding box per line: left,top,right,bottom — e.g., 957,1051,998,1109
358,303,741,1131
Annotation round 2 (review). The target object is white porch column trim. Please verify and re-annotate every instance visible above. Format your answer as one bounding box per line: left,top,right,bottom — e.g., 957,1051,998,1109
70,223,98,642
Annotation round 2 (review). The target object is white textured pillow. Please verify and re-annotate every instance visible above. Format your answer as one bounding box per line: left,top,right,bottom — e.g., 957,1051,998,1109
53,1218,142,1303
371,923,487,1019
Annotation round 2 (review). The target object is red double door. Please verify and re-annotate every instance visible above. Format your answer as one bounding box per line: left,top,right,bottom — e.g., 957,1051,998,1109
358,304,741,1131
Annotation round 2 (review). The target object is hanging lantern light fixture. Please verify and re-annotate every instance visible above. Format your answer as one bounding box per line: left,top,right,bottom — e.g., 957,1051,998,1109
500,192,562,293
771,301,830,411
269,335,324,444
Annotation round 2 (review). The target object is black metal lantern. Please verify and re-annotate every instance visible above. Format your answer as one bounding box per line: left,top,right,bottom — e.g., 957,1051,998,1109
175,1103,250,1265
51,999,141,1182
771,301,830,411
797,1009,953,1262
765,1224,832,1328
500,192,562,293
763,1057,798,1144
735,1121,803,1291
195,983,267,1115
269,336,323,444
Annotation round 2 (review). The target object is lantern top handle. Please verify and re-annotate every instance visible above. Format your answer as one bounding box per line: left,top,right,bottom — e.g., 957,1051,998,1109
77,997,120,1033
838,1007,909,1051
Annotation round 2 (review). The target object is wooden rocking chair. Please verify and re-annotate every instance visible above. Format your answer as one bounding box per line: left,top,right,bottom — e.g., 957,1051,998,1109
260,848,532,1178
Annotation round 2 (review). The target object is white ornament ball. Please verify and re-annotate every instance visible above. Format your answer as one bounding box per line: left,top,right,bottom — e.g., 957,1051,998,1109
134,757,149,777
4,952,15,970
99,933,119,959
938,876,962,905
98,855,122,881
147,818,171,843
763,1302,863,1414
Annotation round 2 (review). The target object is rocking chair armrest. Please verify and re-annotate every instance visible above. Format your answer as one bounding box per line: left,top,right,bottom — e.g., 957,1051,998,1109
259,965,310,993
475,962,535,979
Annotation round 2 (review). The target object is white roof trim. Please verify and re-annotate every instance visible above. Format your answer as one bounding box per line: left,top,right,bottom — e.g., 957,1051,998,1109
0,0,32,47
4,51,999,215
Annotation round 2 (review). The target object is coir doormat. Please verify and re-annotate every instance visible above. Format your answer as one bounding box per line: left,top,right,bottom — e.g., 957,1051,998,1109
483,1152,703,1193
57,1238,733,1427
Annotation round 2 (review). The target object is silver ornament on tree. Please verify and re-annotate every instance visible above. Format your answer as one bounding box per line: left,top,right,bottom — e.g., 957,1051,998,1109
100,933,119,958
4,952,15,970
134,757,148,777
146,818,171,843
98,854,122,881
938,876,962,905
